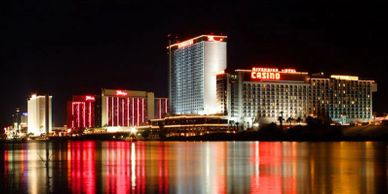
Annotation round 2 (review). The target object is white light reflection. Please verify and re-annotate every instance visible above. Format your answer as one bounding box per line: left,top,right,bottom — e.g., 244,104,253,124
131,142,136,190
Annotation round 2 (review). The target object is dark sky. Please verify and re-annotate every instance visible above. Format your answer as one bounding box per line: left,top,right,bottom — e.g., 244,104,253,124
2,1,388,126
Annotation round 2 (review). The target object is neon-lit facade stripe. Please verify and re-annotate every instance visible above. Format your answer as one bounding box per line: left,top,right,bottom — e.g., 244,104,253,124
83,102,86,128
132,98,135,126
109,97,116,126
136,98,140,126
71,102,74,128
127,98,130,126
116,97,119,126
89,102,92,128
141,98,145,123
121,98,125,126
107,97,110,126
77,103,80,128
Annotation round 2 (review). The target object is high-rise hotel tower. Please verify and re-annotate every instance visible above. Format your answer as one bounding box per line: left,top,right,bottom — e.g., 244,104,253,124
27,94,52,136
168,35,227,115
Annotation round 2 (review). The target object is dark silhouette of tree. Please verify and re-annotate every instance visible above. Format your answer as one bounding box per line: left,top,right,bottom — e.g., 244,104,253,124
286,117,293,127
296,117,302,125
305,116,319,128
278,111,284,128
141,129,151,139
158,121,166,139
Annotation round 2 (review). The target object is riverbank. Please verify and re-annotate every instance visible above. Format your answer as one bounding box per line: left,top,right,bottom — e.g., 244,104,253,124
2,125,387,142
164,125,388,141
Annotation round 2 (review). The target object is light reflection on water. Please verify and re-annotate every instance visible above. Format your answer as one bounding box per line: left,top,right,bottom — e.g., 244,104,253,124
0,141,387,194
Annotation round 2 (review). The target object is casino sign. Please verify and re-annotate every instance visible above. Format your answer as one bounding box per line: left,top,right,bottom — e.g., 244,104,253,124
251,67,281,81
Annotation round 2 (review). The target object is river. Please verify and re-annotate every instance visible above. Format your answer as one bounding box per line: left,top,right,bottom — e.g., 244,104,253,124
1,141,387,193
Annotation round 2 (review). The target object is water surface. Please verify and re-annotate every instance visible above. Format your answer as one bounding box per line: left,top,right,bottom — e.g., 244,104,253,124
1,141,387,193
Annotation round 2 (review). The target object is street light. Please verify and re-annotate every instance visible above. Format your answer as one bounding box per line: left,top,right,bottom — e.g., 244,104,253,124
130,127,137,134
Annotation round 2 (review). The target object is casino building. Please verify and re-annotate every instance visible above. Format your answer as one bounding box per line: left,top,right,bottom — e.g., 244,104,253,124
217,67,377,128
67,95,97,132
67,89,168,132
217,67,310,127
168,35,227,115
101,89,155,128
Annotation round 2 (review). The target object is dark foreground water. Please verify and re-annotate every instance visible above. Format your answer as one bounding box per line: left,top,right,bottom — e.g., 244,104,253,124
1,141,387,194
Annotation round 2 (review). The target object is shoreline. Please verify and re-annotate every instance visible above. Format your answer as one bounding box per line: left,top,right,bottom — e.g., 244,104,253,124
2,125,387,143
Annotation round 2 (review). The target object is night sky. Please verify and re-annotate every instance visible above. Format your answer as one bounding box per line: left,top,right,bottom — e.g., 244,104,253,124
2,1,388,126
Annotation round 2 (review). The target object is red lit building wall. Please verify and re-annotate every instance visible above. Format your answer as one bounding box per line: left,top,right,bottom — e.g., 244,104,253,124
104,96,147,127
155,98,168,119
67,95,96,131
101,89,156,127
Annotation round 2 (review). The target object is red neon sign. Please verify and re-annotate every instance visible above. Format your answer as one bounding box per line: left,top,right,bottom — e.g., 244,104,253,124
116,90,128,96
85,96,95,101
251,67,281,81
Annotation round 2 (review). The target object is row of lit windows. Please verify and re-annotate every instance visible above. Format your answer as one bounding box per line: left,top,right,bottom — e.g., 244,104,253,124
172,43,206,114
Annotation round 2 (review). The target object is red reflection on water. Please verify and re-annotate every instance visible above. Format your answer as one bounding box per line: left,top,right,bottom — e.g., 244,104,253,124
249,142,297,194
158,144,169,194
103,141,150,194
105,141,131,193
4,150,9,174
68,141,96,194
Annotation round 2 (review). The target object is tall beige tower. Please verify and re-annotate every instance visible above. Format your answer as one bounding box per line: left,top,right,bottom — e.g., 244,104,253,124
27,94,52,136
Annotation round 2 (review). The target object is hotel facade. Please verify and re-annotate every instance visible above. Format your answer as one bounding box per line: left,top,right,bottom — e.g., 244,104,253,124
27,94,52,136
168,35,227,115
67,95,97,132
217,67,377,128
66,89,168,131
101,89,154,128
310,74,377,124
101,89,168,128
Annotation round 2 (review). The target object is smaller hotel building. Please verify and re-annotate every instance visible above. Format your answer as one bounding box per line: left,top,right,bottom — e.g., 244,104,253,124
101,89,168,128
217,67,377,128
67,95,97,132
67,89,168,131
